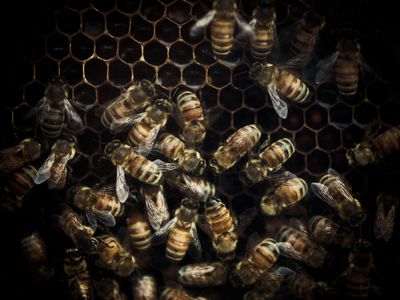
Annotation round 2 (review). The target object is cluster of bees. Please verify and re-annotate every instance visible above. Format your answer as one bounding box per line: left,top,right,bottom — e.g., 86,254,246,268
1,0,400,299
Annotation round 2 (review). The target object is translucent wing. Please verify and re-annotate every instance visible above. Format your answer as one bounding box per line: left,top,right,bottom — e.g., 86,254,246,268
311,182,340,211
110,112,147,133
288,219,309,238
235,13,253,37
273,266,296,280
153,159,178,172
276,241,303,261
181,174,208,203
116,164,129,203
64,99,84,130
141,187,170,230
92,209,117,227
267,88,288,119
136,124,162,157
178,264,215,279
151,217,177,245
315,52,338,84
97,184,117,195
190,10,216,36
23,97,49,123
327,168,354,200
382,205,396,242
34,153,56,184
86,211,98,232
189,224,202,261
374,202,395,242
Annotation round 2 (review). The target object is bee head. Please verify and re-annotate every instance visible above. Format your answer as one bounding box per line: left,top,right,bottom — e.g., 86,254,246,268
114,254,136,277
338,30,360,54
104,140,121,157
241,159,266,186
215,0,236,11
250,63,274,82
140,80,156,97
180,149,206,175
46,77,68,101
304,11,326,29
181,198,199,211
71,186,92,209
155,98,173,113
346,144,375,167
256,0,276,21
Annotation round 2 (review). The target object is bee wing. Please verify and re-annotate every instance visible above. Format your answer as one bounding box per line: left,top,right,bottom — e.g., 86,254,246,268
276,241,303,261
196,214,213,238
110,112,147,133
136,124,162,157
189,224,202,261
97,184,117,196
142,187,170,230
235,13,253,37
327,168,354,197
315,52,338,84
92,209,117,227
273,266,296,280
181,174,208,203
382,205,396,242
179,264,216,279
288,219,310,238
374,202,395,242
34,153,56,184
116,164,129,203
64,99,84,130
153,159,179,172
258,135,271,153
311,182,340,211
267,88,288,119
190,10,216,36
23,97,49,123
151,217,177,245
86,211,98,232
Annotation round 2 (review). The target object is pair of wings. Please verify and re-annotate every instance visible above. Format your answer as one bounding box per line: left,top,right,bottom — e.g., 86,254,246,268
374,202,396,242
266,82,289,119
34,152,73,185
140,186,171,231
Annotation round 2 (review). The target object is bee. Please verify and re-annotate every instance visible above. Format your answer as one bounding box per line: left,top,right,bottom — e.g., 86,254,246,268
139,185,170,230
152,198,201,262
288,270,334,300
311,168,366,227
20,232,54,282
63,248,93,300
190,0,252,56
178,261,229,287
346,125,400,167
249,0,277,60
242,137,296,185
1,164,37,212
161,286,205,300
0,138,41,175
132,274,158,300
276,224,327,268
250,62,310,119
101,80,156,129
209,124,261,174
309,215,354,248
25,77,83,139
374,191,398,242
95,234,137,277
126,203,152,251
175,89,206,148
156,132,206,175
34,137,77,190
95,278,127,300
260,172,308,216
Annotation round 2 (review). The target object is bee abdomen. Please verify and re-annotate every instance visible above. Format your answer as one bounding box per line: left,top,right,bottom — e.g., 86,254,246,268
372,126,400,156
335,60,359,96
41,109,65,138
6,165,36,197
127,122,152,147
291,28,317,57
252,240,279,270
127,223,151,250
177,91,204,122
251,27,275,60
127,155,163,186
96,194,124,217
159,133,185,161
211,18,235,55
260,138,295,169
48,164,67,190
166,227,191,261
207,206,233,234
277,72,309,103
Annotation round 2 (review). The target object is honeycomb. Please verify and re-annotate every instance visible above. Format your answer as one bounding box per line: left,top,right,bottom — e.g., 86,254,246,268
1,0,399,299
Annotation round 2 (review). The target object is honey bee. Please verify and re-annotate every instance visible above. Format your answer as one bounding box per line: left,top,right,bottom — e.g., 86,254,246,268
0,138,41,174
288,270,334,300
101,80,156,129
95,234,137,277
308,215,354,248
311,168,366,227
132,274,158,300
95,278,127,300
260,172,308,216
126,203,152,251
156,132,206,175
249,0,277,60
160,286,205,300
63,248,93,300
209,124,261,174
34,137,77,190
1,164,37,212
276,225,327,268
152,198,202,261
346,125,400,167
139,185,170,230
20,232,54,282
190,0,252,56
177,261,229,287
374,191,398,242
71,185,121,231
242,137,296,185
250,62,310,119
174,89,206,148
25,77,83,139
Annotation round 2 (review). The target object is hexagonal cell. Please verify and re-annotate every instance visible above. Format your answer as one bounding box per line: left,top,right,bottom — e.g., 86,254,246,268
244,85,265,110
295,128,316,154
109,59,132,86
208,64,231,88
307,149,330,175
341,91,364,106
133,61,156,82
60,58,83,86
116,0,140,13
14,60,33,85
34,57,58,84
191,1,212,19
285,152,306,174
74,83,96,111
270,129,293,141
92,0,115,12
282,106,304,131
83,10,105,37
367,82,389,105
317,83,338,107
96,35,117,60
11,105,30,131
57,9,80,35
91,153,115,177
5,84,23,108
380,100,400,126
23,36,45,61
47,32,69,60
131,15,153,42
256,106,279,132
67,0,90,10
233,64,253,90
77,129,99,155
219,173,244,196
71,33,94,61
107,11,130,37
210,109,231,133
119,38,141,63
24,82,44,107
70,155,90,179
354,102,378,126
330,149,350,173
85,108,104,133
140,0,165,21
170,41,193,65
219,86,243,111
194,41,216,65
156,19,179,43
158,64,181,88
200,85,218,109
233,109,254,128
181,20,204,45
330,102,352,129
97,83,121,105
183,64,205,89
318,125,342,151
84,59,107,86
143,41,167,66
167,0,191,23
305,104,328,130
342,124,364,148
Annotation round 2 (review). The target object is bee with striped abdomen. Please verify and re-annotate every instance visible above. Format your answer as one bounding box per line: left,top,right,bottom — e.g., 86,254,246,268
178,261,229,287
126,203,152,251
132,274,158,300
161,286,205,300
288,269,334,300
250,62,310,119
